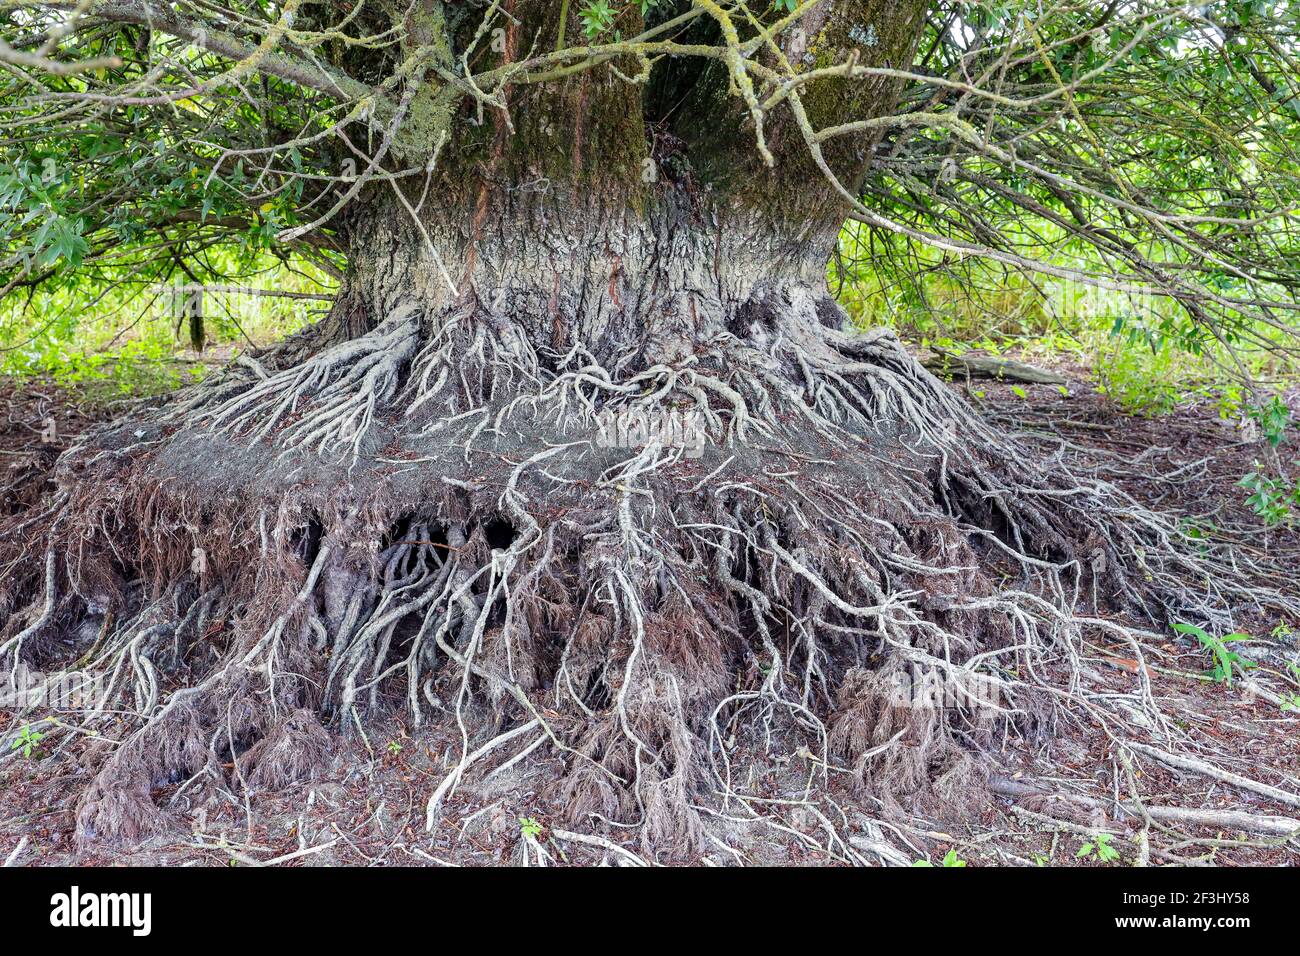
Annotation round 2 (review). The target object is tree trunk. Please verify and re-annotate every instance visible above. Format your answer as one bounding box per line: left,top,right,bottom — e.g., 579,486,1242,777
325,0,928,356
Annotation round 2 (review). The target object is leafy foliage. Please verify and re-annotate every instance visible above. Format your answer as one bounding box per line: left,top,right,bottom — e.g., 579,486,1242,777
1076,833,1121,864
913,848,967,866
9,723,44,759
1173,622,1257,686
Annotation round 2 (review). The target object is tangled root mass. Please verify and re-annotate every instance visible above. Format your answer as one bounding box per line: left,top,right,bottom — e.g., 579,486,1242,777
0,284,1288,856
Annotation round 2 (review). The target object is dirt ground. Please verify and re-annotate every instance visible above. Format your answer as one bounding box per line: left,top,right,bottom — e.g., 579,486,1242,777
1,356,1297,867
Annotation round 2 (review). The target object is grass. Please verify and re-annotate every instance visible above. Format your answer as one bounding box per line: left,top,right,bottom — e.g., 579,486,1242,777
831,224,1300,421
0,251,334,401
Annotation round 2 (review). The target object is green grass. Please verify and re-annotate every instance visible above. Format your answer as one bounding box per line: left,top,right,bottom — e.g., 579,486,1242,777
0,251,334,401
831,225,1299,420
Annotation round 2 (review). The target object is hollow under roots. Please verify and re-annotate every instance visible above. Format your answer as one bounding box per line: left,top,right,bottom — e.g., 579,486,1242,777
1,286,1291,858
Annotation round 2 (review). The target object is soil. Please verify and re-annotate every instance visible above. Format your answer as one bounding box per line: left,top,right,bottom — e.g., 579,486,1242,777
1,356,1297,867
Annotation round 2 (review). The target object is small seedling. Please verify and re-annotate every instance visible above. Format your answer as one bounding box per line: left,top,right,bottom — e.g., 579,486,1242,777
1076,833,1120,863
386,740,403,756
913,848,966,867
1178,518,1218,549
10,723,44,759
1282,660,1300,713
519,816,544,840
1173,622,1256,687
579,0,616,38
1249,394,1291,448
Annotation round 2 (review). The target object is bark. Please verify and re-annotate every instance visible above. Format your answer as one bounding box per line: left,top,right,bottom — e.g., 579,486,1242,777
322,0,929,360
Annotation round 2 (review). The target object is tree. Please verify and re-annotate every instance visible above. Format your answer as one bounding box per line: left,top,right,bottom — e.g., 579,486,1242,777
1,1,1298,855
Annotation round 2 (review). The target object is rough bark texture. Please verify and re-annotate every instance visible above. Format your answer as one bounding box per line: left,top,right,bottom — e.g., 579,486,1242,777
325,0,928,346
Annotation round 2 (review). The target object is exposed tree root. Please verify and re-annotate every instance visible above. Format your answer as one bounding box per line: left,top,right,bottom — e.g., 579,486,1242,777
2,289,1296,860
